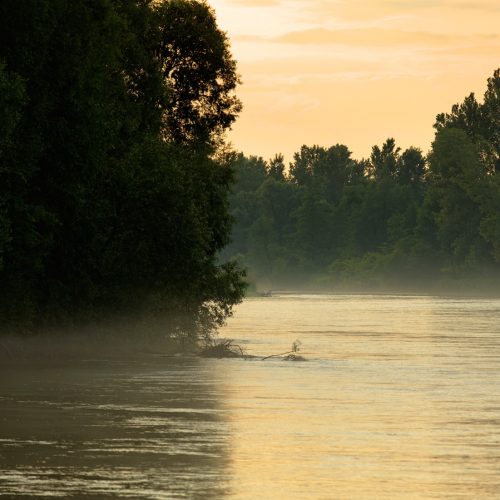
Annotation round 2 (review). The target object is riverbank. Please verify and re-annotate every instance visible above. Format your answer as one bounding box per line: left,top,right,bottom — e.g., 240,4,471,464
0,332,188,367
0,315,198,367
246,280,500,299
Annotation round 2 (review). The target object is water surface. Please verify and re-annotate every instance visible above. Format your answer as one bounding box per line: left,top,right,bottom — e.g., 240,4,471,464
1,294,500,498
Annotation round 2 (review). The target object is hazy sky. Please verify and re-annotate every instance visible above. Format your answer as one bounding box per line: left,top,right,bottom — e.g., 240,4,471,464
209,0,500,161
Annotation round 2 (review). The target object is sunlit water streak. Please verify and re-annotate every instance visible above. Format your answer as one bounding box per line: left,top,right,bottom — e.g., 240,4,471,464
1,294,500,498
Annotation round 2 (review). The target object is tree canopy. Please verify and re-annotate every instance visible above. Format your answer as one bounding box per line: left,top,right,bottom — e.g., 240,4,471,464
222,68,500,294
0,0,245,336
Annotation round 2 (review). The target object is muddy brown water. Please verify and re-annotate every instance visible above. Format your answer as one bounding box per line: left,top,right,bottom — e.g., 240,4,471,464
1,294,500,498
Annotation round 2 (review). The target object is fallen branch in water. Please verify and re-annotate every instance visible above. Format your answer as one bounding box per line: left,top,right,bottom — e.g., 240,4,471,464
197,338,306,361
261,340,306,361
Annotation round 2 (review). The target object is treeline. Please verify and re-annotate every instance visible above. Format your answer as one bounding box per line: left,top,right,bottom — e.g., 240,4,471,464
0,0,245,335
222,69,500,294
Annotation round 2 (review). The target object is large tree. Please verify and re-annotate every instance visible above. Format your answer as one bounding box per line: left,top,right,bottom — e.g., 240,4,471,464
0,0,245,335
153,0,241,147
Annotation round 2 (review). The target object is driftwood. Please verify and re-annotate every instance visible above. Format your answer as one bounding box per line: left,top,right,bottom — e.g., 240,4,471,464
262,339,305,361
261,351,307,361
198,338,306,361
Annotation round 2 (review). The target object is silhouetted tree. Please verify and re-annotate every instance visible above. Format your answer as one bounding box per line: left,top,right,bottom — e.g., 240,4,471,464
223,69,500,292
153,0,241,147
0,0,245,334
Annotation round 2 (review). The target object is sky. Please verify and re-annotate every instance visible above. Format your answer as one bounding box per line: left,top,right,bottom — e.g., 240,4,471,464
209,0,500,162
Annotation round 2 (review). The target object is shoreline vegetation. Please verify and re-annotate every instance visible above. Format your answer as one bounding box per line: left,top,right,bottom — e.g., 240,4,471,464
1,0,499,347
223,69,500,298
2,288,498,366
0,1,246,340
0,329,308,365
247,284,500,299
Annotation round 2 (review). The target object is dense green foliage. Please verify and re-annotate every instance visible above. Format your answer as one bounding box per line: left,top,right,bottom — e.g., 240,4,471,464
222,69,500,294
0,0,245,335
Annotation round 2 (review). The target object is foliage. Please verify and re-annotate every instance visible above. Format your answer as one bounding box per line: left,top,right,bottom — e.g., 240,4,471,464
224,69,500,293
0,0,245,335
198,337,245,358
153,0,241,147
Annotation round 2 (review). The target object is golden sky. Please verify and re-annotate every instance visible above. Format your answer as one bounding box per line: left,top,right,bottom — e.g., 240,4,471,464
209,0,500,161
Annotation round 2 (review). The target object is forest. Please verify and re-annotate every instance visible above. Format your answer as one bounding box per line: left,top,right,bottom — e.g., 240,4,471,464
221,68,500,294
0,0,246,337
1,1,498,341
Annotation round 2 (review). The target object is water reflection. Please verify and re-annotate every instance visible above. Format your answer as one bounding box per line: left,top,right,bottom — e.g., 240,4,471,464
1,295,500,498
0,358,232,498
219,295,500,499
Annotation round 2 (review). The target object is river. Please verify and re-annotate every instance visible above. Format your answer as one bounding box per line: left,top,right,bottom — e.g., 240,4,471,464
1,294,500,498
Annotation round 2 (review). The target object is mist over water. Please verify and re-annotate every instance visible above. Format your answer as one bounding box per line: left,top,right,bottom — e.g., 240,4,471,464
1,294,500,498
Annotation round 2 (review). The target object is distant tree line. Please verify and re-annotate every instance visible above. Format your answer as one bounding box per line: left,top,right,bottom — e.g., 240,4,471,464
0,0,246,335
221,69,500,294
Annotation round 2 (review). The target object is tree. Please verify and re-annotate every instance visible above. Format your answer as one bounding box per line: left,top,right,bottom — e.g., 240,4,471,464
435,68,500,174
315,144,352,204
289,145,325,186
0,0,246,335
478,175,500,263
396,147,426,187
221,69,500,293
427,128,490,272
0,61,26,273
248,177,300,281
293,190,334,271
483,69,500,173
435,93,484,142
369,138,400,181
153,0,241,147
267,154,286,181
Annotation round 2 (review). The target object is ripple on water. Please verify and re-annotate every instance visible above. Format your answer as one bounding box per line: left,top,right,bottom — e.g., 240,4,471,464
1,294,500,498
